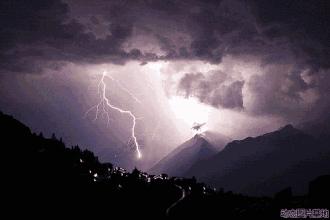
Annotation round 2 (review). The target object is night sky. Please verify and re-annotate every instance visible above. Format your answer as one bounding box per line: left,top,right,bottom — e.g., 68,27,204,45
1,0,330,170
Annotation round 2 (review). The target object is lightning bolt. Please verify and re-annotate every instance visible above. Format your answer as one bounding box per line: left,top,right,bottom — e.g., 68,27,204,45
85,71,142,159
107,74,141,104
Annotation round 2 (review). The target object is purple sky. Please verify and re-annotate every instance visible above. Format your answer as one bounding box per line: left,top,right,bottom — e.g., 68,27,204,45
0,0,329,170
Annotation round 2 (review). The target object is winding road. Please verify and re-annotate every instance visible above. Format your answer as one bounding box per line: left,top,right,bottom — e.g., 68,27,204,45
166,185,186,216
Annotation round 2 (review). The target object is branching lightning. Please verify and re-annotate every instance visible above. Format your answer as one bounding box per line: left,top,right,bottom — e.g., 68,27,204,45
107,74,141,104
85,71,142,159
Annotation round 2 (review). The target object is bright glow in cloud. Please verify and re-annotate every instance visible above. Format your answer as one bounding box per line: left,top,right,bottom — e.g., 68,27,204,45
168,96,211,131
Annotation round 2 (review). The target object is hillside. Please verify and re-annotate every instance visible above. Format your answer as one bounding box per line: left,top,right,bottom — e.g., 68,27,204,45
186,125,330,196
1,111,329,218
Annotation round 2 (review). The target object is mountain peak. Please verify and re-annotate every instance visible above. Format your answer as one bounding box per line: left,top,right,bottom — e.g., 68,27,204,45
186,123,329,196
149,133,217,176
281,124,294,131
277,124,302,136
193,133,207,141
193,133,203,139
194,131,232,151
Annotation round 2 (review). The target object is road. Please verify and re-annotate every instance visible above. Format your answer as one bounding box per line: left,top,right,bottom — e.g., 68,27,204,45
166,184,186,216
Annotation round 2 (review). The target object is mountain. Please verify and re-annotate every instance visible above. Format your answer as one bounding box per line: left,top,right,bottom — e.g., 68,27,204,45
1,111,329,218
186,125,330,196
0,111,198,217
150,132,230,176
201,130,232,151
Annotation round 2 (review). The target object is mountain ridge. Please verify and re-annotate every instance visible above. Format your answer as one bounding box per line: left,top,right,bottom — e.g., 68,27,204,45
149,132,229,176
186,124,330,196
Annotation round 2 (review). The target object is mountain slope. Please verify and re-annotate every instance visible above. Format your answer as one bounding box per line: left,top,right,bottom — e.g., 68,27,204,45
1,111,329,218
202,130,231,151
186,125,330,196
149,134,221,176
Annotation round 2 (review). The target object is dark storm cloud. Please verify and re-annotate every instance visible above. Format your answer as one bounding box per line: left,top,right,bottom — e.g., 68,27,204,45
178,71,244,109
243,0,330,120
251,0,330,70
0,0,150,74
1,0,330,121
246,66,309,119
0,0,330,170
1,0,329,73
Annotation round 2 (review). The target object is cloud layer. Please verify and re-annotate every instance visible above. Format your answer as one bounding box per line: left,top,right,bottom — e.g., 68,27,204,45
1,0,329,72
1,0,329,120
1,0,330,169
177,71,244,109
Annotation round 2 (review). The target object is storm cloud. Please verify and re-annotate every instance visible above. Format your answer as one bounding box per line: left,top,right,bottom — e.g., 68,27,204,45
1,0,330,169
177,71,244,109
1,0,329,73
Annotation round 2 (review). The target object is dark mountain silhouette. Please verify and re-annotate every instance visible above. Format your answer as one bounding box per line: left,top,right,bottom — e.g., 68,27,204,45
186,124,330,196
0,111,178,218
1,111,329,218
149,132,230,176
201,130,232,151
